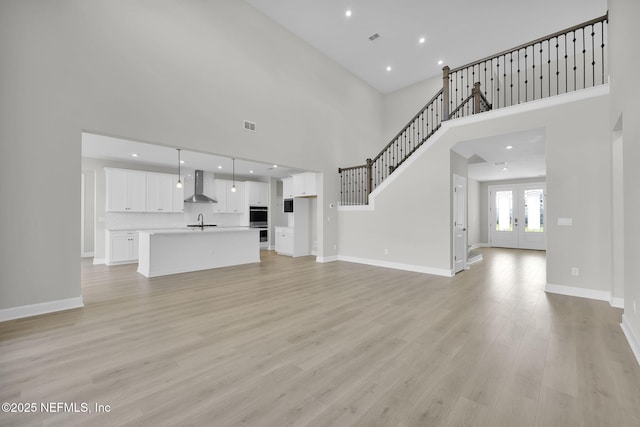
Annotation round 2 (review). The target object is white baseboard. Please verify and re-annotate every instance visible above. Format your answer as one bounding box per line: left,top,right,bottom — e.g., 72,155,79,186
467,253,483,266
545,283,624,309
610,297,625,309
316,255,338,263
545,283,610,303
0,297,84,322
469,243,490,250
621,315,640,367
338,255,453,277
93,258,105,265
81,252,95,258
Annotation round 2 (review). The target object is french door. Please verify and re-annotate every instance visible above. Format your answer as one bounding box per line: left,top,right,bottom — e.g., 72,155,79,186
489,183,546,250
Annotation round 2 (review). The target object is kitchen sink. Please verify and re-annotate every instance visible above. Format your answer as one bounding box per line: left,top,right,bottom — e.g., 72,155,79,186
186,224,218,229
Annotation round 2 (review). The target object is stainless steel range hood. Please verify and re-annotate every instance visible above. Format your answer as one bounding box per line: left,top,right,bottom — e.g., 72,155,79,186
184,170,217,203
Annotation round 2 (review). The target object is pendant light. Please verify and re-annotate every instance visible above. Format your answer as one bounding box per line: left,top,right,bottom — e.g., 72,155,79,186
231,158,237,192
176,149,183,189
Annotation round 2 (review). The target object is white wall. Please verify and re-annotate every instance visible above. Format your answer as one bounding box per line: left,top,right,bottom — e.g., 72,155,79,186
339,88,611,292
0,0,383,313
609,0,640,357
382,74,443,142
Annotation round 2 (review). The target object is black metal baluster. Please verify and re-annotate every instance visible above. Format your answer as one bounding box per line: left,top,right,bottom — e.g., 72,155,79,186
601,21,605,84
524,47,528,102
573,30,578,91
540,42,544,99
509,52,513,106
591,24,595,87
582,28,586,89
547,39,551,98
556,37,560,95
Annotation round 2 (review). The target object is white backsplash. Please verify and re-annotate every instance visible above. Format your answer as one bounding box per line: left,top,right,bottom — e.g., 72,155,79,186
106,202,248,230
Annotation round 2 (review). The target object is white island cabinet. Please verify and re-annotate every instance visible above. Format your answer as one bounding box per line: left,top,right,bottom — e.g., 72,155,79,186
137,227,259,277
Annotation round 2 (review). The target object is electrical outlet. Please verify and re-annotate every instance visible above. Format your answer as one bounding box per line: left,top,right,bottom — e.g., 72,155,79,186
384,248,389,255
333,244,337,250
571,267,579,276
327,216,331,222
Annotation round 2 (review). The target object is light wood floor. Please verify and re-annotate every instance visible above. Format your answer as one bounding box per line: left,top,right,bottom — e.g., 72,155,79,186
1,249,639,426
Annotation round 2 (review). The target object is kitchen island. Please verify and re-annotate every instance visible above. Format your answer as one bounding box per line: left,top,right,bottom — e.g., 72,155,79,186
137,227,260,277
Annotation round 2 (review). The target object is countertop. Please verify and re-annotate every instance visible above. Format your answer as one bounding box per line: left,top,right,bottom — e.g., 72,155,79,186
137,227,256,235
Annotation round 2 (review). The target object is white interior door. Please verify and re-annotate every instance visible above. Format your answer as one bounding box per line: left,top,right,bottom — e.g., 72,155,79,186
489,183,546,250
453,174,467,273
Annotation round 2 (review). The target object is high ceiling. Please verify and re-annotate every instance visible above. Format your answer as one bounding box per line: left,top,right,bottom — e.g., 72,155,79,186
245,0,607,93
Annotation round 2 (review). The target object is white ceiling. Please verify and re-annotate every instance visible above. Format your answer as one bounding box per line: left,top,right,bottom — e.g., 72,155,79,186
245,0,606,94
82,133,305,180
84,1,606,183
452,128,546,182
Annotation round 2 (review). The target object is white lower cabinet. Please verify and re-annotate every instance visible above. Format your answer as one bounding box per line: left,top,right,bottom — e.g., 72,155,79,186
275,227,294,256
106,230,139,265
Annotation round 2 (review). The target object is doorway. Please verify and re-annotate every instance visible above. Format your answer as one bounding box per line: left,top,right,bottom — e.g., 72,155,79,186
489,183,546,250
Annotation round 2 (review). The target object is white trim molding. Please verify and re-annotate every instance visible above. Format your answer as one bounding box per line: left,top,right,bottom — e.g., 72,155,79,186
469,243,490,250
93,258,105,265
0,297,84,322
610,297,624,309
316,255,338,263
338,255,453,277
81,252,95,258
621,315,640,367
545,283,623,308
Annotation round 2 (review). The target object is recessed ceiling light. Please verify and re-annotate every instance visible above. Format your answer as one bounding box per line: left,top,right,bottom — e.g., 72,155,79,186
131,153,138,157
180,160,185,164
345,10,352,17
218,165,222,169
437,60,443,65
419,37,426,44
505,145,513,150
249,170,254,174
273,164,278,168
386,66,392,72
502,167,508,171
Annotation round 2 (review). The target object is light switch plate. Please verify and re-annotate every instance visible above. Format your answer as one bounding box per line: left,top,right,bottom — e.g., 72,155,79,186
558,217,573,226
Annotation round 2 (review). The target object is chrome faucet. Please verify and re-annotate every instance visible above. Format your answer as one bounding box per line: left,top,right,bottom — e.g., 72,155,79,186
197,213,204,229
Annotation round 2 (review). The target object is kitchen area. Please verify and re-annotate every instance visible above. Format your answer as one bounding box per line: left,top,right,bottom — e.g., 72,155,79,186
81,133,319,277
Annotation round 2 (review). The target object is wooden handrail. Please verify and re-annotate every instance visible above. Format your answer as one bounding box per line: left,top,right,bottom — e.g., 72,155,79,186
372,88,443,163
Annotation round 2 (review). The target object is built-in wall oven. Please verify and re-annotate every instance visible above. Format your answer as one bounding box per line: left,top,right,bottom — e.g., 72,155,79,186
249,206,268,248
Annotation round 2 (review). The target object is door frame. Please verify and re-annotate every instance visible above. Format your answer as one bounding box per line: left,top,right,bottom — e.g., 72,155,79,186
453,174,467,273
488,182,546,250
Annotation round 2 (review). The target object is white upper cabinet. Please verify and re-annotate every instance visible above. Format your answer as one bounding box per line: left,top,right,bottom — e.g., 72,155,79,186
146,172,174,212
282,177,294,199
292,172,317,197
247,181,269,206
213,180,245,213
213,180,228,213
107,168,183,213
106,168,147,212
173,176,184,212
226,181,246,213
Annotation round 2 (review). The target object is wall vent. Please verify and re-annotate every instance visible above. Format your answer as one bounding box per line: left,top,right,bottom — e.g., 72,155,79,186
243,120,256,132
368,33,380,41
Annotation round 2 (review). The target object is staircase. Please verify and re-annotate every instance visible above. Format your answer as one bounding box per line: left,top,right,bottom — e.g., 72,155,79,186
339,13,608,206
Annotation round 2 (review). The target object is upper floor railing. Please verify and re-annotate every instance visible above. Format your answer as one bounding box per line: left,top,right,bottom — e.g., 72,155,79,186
339,13,608,206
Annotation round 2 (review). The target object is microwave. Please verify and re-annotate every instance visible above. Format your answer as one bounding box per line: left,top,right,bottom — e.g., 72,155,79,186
284,198,294,212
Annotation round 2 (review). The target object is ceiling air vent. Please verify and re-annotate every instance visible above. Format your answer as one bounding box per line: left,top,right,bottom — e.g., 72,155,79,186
368,33,380,41
243,120,256,132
